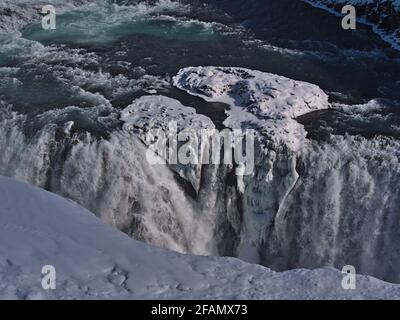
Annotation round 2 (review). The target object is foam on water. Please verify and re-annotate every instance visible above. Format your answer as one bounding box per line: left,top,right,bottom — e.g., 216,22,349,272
22,0,220,45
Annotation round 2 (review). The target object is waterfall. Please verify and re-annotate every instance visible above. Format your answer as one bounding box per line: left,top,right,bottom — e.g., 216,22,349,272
1,0,400,284
2,102,400,282
0,108,242,257
260,135,400,282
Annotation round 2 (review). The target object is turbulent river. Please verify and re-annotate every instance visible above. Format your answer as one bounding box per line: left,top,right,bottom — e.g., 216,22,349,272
1,0,400,283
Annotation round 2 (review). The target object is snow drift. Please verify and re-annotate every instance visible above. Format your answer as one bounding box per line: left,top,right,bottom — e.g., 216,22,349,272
1,175,400,299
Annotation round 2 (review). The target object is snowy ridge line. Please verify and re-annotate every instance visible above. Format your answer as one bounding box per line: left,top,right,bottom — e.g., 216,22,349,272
2,175,400,299
302,0,400,51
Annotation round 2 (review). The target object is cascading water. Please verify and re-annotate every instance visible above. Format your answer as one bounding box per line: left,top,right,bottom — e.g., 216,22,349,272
1,0,400,284
0,102,240,257
263,134,400,283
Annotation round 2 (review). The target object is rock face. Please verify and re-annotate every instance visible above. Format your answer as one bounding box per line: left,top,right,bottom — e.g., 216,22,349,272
303,0,400,49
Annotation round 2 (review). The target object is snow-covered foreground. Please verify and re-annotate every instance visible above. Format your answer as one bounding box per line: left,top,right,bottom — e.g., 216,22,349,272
1,176,400,300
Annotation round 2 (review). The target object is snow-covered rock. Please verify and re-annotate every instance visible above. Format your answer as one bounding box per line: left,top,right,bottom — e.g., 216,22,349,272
1,175,400,299
174,67,330,119
174,66,330,152
121,95,215,134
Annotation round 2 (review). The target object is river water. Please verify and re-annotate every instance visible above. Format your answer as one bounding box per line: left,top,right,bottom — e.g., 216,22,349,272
1,0,399,122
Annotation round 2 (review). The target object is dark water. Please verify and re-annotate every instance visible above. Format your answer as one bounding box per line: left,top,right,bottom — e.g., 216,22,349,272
200,0,400,102
298,101,400,141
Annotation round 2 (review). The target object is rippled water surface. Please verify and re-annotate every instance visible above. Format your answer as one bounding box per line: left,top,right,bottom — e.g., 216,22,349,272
0,0,398,127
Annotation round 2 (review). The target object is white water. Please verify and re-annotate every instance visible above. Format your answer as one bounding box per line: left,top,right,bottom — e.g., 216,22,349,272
264,135,400,282
2,89,400,283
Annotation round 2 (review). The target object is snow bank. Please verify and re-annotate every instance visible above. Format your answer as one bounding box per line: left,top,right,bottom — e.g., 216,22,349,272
1,175,400,299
